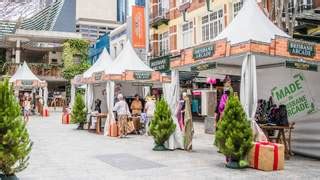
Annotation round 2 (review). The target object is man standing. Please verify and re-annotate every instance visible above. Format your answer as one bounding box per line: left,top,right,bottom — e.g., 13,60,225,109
113,94,131,138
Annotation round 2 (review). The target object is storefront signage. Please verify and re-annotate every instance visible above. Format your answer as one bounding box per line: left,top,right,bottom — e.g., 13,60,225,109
134,71,152,80
286,61,318,72
132,82,153,86
271,73,317,119
150,56,170,72
193,45,214,60
21,80,33,86
94,71,103,81
191,62,216,71
288,40,315,57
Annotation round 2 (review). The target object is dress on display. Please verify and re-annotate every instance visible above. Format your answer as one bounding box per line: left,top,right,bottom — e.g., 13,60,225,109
176,100,185,131
183,97,193,151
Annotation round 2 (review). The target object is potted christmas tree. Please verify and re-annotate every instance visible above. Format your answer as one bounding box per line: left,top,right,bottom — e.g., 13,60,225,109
71,93,87,130
149,98,176,151
215,95,253,169
0,79,32,179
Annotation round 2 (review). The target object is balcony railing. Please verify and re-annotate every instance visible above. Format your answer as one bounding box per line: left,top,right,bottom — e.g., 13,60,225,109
151,7,170,29
3,62,64,78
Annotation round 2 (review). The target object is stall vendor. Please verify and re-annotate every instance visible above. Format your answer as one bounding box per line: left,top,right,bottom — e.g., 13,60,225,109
131,94,142,116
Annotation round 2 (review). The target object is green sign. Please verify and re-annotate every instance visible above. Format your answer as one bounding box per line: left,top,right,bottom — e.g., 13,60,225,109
150,56,170,72
191,62,216,71
21,80,33,86
132,82,153,86
134,71,152,80
271,73,316,118
286,61,318,72
288,40,315,57
193,45,214,60
94,71,103,81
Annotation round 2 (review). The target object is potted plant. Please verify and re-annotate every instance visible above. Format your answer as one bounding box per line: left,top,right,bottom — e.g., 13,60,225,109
149,98,176,151
71,93,87,129
0,79,32,179
215,95,253,169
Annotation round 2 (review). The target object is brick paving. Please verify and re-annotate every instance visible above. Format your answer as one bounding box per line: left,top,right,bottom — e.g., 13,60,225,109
18,109,320,180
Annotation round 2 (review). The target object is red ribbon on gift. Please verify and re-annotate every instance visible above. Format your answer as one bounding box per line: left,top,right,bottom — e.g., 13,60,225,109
254,141,279,170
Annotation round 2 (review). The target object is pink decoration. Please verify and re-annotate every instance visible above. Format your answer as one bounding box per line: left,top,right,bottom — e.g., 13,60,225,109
206,77,216,85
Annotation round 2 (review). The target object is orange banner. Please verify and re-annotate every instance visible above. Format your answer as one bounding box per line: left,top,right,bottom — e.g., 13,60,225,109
132,6,146,48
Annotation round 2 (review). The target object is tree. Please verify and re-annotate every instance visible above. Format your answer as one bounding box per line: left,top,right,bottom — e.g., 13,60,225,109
215,96,253,168
149,98,176,151
71,93,87,129
0,79,32,176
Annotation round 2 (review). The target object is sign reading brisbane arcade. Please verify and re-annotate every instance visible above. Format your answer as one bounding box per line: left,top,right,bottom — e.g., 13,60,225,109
193,45,215,60
150,56,170,72
133,71,152,80
288,40,315,57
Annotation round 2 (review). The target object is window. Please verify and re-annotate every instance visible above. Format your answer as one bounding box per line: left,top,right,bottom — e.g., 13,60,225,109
233,1,243,17
158,0,169,16
202,9,224,42
182,21,193,48
51,59,58,64
159,32,169,56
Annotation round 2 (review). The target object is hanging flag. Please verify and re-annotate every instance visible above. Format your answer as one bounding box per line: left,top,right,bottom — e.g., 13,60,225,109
132,5,146,48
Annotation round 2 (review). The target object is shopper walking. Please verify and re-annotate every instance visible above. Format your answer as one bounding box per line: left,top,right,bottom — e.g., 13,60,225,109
144,96,156,135
113,94,131,138
23,97,31,123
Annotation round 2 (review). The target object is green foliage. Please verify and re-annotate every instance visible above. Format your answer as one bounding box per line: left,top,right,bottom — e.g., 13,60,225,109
0,79,32,175
71,93,87,127
215,96,253,162
149,98,176,146
62,39,90,81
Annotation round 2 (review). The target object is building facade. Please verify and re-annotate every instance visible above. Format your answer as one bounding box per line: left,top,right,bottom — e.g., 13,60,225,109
76,0,120,40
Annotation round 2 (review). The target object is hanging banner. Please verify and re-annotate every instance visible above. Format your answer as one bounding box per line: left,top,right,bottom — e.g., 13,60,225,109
132,5,146,48
271,73,317,119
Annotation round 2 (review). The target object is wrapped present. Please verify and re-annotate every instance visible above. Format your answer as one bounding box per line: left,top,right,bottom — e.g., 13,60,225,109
248,142,284,171
108,122,118,137
62,113,70,124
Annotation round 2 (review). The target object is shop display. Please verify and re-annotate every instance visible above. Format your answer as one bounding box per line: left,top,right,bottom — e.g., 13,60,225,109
248,142,285,171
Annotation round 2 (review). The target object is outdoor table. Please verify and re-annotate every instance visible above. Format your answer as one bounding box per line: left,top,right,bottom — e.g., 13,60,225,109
90,113,107,134
259,124,293,159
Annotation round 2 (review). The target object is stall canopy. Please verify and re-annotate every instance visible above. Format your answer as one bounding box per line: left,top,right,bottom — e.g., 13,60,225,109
83,48,113,78
9,61,40,83
213,0,289,44
106,41,153,74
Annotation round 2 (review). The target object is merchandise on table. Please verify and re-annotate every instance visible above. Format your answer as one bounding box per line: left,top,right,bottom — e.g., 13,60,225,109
248,142,285,171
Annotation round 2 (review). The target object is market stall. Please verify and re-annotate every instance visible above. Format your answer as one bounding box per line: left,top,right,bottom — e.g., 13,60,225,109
9,61,49,116
168,0,320,158
80,41,170,136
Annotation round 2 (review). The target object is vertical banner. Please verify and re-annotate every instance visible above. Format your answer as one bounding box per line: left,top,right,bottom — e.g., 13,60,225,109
271,73,317,119
132,5,146,48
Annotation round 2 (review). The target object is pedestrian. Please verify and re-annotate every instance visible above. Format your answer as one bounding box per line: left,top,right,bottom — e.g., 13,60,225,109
144,96,156,135
23,97,31,123
113,94,131,138
130,94,142,116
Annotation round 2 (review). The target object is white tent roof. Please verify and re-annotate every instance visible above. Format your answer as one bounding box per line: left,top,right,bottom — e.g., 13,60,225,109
9,61,40,82
106,41,153,74
213,0,289,44
83,48,113,78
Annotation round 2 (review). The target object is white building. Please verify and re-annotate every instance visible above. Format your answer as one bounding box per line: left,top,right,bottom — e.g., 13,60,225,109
109,23,128,59
75,0,121,40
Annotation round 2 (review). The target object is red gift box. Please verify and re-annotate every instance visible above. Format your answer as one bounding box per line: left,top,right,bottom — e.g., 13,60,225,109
248,142,284,171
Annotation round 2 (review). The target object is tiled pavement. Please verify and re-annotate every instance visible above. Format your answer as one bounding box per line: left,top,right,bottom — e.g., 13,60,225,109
18,109,320,180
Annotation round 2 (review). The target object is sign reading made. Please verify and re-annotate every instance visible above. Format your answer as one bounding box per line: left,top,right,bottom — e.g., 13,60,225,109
286,61,318,72
193,45,214,60
191,62,216,71
133,71,152,80
150,56,170,72
288,40,315,57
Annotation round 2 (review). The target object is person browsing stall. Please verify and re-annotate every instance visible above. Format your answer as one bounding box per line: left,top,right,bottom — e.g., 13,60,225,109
113,94,131,138
131,94,142,116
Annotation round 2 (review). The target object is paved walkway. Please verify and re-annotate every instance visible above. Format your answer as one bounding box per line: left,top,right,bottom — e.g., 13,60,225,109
18,110,320,180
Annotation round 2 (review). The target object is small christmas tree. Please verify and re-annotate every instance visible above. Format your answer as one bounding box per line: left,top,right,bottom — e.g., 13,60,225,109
149,98,176,151
0,79,32,177
71,93,87,129
215,95,253,168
